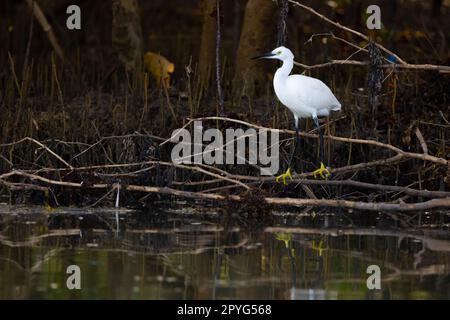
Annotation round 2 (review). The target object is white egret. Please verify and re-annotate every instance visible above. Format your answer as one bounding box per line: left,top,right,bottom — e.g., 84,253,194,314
252,46,341,184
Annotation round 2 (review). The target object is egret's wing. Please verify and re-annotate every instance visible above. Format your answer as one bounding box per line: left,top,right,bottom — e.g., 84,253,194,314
287,75,341,111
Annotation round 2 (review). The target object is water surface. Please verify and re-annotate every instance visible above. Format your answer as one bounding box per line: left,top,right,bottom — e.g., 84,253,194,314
0,204,449,299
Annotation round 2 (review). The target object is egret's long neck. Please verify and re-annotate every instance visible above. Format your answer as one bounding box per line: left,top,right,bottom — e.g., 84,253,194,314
274,58,293,86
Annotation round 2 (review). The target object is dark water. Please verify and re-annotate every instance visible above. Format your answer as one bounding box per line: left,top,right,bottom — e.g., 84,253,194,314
0,204,449,300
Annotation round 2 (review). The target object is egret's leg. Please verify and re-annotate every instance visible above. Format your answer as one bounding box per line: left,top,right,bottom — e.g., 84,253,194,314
276,118,300,185
315,116,325,164
312,116,330,179
288,122,301,167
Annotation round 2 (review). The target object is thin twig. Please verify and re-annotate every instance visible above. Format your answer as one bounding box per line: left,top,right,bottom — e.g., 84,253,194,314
0,137,73,169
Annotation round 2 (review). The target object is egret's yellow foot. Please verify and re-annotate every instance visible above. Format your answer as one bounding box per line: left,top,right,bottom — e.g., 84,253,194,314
276,167,293,185
312,162,330,179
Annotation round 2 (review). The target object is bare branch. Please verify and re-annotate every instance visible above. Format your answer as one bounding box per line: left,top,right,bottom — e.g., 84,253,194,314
0,137,73,169
287,0,406,64
1,170,450,212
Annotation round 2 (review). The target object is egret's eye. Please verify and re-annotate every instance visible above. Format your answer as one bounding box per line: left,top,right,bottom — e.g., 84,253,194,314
277,51,282,55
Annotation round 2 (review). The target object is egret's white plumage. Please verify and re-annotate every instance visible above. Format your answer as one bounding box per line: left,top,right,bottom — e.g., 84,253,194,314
252,46,342,182
265,46,341,121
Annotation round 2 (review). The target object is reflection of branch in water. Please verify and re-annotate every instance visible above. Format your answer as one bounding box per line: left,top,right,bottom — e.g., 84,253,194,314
0,230,250,285
329,264,447,285
265,227,450,253
174,232,215,248
383,264,447,282
286,238,297,299
287,234,449,285
0,229,86,247
125,226,240,234
0,248,63,274
30,248,63,273
212,250,223,300
117,231,249,257
0,256,26,271
0,222,244,252
413,244,426,270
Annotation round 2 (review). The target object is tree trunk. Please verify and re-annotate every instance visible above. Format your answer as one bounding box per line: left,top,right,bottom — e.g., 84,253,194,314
232,0,277,99
198,0,217,90
111,0,143,78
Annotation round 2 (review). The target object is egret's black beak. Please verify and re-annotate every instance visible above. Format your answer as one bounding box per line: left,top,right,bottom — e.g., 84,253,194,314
251,52,275,60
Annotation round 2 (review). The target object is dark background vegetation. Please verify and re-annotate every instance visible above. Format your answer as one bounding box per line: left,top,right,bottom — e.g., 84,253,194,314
0,0,449,206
